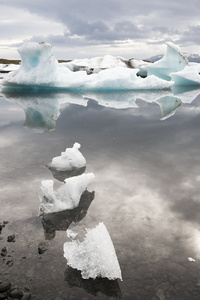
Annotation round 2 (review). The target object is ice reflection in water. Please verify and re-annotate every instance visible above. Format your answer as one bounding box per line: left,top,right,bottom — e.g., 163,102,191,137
41,190,95,240
1,86,200,134
65,267,122,298
1,87,200,299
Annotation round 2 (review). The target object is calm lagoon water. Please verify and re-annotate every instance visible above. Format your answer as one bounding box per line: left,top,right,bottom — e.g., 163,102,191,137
1,88,200,299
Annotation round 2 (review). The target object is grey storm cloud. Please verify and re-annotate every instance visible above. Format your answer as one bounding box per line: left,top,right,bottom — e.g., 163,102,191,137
178,25,200,44
1,0,200,58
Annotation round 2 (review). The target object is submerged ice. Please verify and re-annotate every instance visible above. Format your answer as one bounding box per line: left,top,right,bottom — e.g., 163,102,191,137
63,222,122,281
39,173,94,214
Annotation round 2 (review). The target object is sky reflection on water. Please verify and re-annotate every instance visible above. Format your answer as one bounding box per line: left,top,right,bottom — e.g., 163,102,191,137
1,88,200,299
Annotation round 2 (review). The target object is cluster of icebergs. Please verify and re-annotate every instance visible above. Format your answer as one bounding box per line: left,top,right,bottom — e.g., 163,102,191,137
1,41,200,91
39,142,122,281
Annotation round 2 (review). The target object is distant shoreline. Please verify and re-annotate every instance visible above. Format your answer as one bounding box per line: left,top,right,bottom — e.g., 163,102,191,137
0,59,72,65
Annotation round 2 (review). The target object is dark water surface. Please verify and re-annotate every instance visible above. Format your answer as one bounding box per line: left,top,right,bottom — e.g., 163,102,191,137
1,88,200,299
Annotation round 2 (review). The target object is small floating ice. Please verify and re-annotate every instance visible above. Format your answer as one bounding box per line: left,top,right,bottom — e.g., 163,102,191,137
48,142,86,171
63,222,122,281
39,173,94,214
188,257,195,262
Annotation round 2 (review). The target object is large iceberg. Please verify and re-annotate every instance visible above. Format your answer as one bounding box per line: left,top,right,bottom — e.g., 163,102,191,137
2,42,173,90
2,41,200,90
39,173,94,214
63,222,122,281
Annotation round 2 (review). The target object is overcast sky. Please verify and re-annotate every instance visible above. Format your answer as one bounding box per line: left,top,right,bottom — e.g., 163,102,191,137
1,0,200,60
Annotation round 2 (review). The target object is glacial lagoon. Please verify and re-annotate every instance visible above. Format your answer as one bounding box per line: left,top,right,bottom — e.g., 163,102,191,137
1,88,200,299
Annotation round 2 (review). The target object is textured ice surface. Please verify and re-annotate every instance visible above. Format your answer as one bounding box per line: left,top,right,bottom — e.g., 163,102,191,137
63,55,127,73
40,173,94,214
82,67,173,90
2,41,200,90
3,42,58,86
63,222,122,280
145,42,188,81
2,42,173,90
171,66,200,86
48,143,86,171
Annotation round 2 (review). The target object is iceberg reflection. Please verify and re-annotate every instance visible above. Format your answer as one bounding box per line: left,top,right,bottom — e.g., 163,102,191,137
41,190,95,240
1,87,200,132
65,267,122,299
1,89,88,132
156,96,182,120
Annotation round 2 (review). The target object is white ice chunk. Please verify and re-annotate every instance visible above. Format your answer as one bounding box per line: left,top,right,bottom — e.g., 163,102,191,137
0,64,19,72
171,66,200,86
188,257,195,262
48,142,86,171
145,42,188,81
3,42,58,86
67,229,78,239
40,173,95,214
83,67,173,90
63,222,122,280
62,55,127,73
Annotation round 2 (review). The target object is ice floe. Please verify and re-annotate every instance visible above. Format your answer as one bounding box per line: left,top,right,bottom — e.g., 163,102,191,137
39,173,94,214
188,257,195,262
63,222,122,280
47,142,86,172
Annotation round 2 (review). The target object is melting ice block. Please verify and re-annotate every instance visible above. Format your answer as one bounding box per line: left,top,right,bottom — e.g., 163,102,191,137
48,143,86,171
145,42,188,81
63,222,122,281
40,173,94,214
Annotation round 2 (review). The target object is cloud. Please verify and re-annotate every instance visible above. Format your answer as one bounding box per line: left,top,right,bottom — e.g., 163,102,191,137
1,0,200,59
